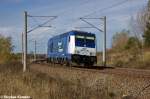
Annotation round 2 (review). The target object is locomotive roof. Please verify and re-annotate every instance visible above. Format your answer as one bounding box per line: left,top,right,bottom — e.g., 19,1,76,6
69,30,94,34
48,30,95,41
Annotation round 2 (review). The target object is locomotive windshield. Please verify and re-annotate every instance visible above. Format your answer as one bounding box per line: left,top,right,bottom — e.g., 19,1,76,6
75,35,95,48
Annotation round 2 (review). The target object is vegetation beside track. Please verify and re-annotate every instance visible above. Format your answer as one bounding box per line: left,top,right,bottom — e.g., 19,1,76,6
0,63,119,99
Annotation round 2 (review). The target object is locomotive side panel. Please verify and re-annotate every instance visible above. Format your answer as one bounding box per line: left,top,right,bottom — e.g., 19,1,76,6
47,33,70,63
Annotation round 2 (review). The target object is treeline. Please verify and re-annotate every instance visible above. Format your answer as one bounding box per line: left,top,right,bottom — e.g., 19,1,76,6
112,30,141,52
112,0,150,51
108,0,150,69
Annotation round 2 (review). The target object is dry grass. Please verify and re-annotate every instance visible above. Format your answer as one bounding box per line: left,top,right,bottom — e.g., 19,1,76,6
31,64,150,99
97,49,150,69
0,63,116,99
0,63,150,99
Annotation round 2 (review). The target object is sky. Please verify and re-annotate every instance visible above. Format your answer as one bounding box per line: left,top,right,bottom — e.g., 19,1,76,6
0,0,148,54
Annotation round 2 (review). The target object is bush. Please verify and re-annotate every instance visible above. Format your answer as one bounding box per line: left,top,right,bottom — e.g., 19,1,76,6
0,35,14,64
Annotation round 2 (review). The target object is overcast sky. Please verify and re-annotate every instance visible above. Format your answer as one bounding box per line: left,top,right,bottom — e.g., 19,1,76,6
0,0,148,53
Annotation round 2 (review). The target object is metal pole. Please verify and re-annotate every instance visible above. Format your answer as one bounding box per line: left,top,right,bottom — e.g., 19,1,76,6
22,32,24,64
103,16,106,67
34,40,37,61
23,11,27,72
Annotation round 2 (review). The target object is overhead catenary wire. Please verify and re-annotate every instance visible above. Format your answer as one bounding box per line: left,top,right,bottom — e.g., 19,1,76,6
27,0,91,31
26,0,137,54
79,18,103,32
27,0,130,35
26,0,136,45
29,16,40,28
81,0,130,18
27,16,57,33
62,0,132,30
28,15,57,18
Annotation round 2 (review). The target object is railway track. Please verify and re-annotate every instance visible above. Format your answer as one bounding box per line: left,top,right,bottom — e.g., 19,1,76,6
30,62,150,79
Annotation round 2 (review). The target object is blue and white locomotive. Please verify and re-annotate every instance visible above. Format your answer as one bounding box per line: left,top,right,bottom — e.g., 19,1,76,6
47,30,97,66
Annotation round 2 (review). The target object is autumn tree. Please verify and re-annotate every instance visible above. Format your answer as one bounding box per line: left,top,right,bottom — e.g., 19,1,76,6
0,35,13,64
125,37,141,50
112,30,129,51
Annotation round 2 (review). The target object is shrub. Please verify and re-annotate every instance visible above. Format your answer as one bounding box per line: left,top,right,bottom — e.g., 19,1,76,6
0,35,14,64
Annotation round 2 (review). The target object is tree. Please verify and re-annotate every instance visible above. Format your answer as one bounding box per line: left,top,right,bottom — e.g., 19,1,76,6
143,21,150,47
0,35,13,64
112,30,129,51
125,37,141,50
137,0,150,47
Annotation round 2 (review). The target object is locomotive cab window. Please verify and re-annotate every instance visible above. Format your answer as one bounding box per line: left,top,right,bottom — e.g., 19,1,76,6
75,35,95,48
76,35,85,39
85,36,95,48
75,35,85,47
86,36,95,40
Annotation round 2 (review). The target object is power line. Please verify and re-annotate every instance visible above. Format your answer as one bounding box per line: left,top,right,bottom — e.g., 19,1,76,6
63,0,131,30
79,18,103,32
82,0,130,18
30,16,40,28
28,15,57,18
39,0,92,30
27,16,57,33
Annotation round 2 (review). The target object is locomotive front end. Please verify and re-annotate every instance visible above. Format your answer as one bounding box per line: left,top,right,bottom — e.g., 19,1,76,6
68,32,97,66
